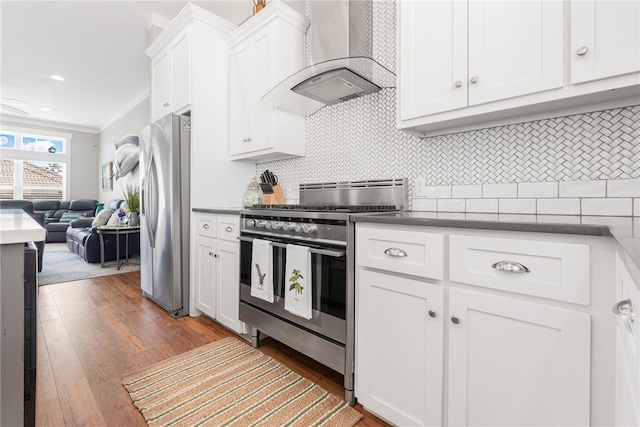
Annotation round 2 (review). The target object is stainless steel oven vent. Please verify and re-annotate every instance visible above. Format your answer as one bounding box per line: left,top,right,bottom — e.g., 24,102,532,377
299,178,407,210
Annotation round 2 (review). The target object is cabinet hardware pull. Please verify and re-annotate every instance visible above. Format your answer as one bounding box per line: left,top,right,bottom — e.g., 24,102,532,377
470,76,479,84
576,46,589,56
491,261,530,273
613,299,634,321
454,80,462,88
451,315,460,324
225,226,233,232
209,251,213,256
384,247,407,257
202,224,210,229
428,309,438,318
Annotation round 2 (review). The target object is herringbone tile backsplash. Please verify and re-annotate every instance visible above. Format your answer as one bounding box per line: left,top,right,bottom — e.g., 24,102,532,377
257,0,640,215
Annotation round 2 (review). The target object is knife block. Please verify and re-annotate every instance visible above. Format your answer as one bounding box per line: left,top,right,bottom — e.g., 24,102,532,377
262,184,286,205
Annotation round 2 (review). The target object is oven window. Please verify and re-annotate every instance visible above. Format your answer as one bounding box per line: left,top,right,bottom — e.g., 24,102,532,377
240,240,346,320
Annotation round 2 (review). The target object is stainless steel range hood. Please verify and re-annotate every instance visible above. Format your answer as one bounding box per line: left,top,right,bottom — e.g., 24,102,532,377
262,0,396,116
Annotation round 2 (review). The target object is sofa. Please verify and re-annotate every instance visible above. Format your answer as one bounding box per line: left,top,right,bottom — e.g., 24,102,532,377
0,200,45,272
66,199,140,264
33,199,98,243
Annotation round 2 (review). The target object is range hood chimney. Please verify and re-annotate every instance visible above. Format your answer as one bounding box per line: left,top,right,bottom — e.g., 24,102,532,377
262,0,395,116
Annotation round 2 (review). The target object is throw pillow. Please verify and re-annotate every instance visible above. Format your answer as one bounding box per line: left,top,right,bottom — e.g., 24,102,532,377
59,212,84,222
91,209,111,227
106,211,121,226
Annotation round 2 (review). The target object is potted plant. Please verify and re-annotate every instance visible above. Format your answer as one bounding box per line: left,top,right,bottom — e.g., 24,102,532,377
123,183,140,226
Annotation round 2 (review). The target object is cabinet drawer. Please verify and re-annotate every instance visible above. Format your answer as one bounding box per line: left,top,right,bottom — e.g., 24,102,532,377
356,225,444,280
196,217,216,238
217,216,240,241
450,235,590,305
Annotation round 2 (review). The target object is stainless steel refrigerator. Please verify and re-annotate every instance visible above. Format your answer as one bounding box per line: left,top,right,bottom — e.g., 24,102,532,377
139,113,190,317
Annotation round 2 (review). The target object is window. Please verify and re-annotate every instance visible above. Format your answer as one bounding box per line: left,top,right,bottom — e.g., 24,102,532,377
0,127,70,200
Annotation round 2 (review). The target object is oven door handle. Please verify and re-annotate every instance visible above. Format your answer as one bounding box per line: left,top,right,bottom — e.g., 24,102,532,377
237,236,346,258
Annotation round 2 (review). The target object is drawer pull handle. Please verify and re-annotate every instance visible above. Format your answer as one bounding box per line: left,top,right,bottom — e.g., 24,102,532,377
202,224,210,230
384,247,407,257
491,261,530,273
225,226,233,232
613,299,634,321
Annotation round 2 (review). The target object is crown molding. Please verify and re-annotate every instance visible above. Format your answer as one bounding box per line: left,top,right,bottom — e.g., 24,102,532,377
145,2,237,59
0,115,99,134
98,89,150,134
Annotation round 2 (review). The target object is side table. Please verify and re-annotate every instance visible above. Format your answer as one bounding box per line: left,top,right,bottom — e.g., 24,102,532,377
97,225,141,270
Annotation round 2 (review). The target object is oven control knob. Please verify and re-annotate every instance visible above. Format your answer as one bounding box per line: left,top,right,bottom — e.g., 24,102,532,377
294,223,304,233
265,221,273,230
302,224,316,234
272,221,283,230
246,219,255,227
282,222,293,231
255,220,265,228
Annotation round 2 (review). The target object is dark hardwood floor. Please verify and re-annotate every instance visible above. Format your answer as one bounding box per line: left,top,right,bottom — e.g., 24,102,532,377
36,271,388,426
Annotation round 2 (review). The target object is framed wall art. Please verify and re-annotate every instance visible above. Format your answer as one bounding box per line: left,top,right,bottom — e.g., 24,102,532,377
101,161,113,192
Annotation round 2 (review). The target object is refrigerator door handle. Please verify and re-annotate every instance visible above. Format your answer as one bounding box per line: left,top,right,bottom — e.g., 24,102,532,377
144,147,157,249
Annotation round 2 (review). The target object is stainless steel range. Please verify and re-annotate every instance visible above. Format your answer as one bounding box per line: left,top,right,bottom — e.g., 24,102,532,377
239,178,407,405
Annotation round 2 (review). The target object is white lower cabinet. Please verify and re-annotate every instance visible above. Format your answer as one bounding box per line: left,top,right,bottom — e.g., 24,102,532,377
356,269,444,426
195,233,217,317
192,212,246,334
614,253,640,427
448,288,590,427
355,223,604,427
216,239,245,334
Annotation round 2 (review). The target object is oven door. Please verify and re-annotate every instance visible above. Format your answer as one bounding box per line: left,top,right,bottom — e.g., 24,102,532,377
239,234,347,345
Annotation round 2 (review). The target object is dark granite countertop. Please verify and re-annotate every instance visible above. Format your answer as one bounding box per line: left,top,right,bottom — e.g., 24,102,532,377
192,207,243,215
352,211,640,273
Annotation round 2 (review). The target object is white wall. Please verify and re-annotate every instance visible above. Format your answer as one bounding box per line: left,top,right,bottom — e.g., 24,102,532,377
97,96,149,205
0,118,100,200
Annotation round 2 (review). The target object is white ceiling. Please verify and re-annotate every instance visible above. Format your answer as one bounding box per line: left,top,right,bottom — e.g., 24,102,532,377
0,0,305,132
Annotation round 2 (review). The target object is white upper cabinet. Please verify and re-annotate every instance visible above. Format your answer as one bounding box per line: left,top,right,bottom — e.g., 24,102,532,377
228,0,307,161
467,0,563,105
150,28,191,122
398,0,640,137
571,0,640,84
399,0,562,119
398,0,467,119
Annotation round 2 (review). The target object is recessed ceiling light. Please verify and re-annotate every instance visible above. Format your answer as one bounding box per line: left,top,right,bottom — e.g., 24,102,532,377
50,75,65,81
41,107,52,112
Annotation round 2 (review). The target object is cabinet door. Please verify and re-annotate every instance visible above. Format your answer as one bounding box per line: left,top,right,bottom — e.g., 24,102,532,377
468,0,563,105
250,29,275,153
195,235,216,318
151,50,170,122
448,288,590,426
356,268,444,426
229,44,251,156
398,0,467,119
571,0,640,84
216,240,246,334
170,28,191,114
614,255,640,426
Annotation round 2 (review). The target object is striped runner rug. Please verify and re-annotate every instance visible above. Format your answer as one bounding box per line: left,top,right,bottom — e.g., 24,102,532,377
122,337,363,426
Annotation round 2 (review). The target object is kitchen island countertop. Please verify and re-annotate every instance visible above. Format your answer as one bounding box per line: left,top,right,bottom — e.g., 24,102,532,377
0,209,46,244
352,211,640,273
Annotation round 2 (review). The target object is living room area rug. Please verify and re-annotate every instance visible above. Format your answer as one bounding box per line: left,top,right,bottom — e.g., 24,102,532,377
38,242,140,285
122,337,363,427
